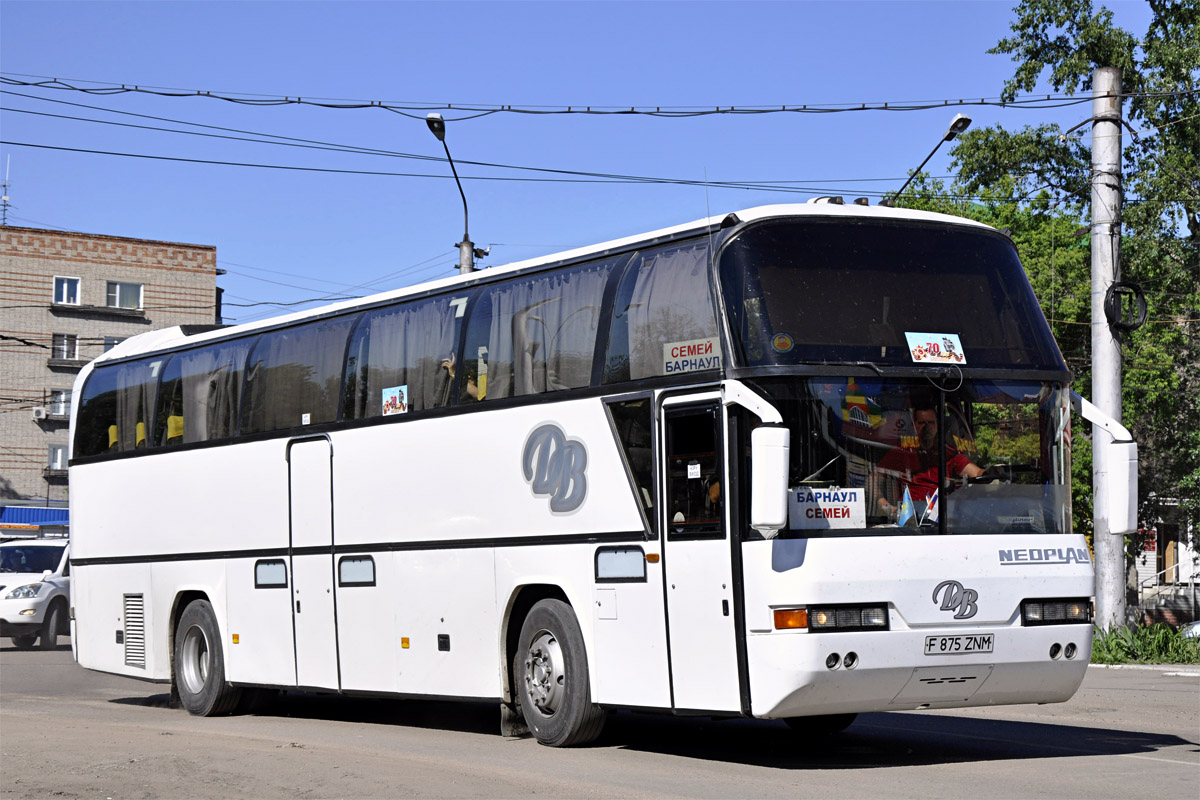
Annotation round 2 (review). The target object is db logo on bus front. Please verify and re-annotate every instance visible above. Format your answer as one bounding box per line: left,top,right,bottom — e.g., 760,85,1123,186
522,423,588,513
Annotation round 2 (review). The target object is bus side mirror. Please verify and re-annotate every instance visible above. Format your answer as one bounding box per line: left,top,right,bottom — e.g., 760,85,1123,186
1102,439,1138,535
750,425,790,538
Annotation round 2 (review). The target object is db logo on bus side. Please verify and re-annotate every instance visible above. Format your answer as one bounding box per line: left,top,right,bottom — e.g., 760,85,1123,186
523,423,588,513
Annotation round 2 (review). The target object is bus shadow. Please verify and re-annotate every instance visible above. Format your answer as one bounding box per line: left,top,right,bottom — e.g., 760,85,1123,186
110,691,501,737
605,710,1197,769
108,690,1195,768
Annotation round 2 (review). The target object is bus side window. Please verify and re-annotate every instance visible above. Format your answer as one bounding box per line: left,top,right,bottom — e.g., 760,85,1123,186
603,241,717,384
243,315,357,434
114,357,163,452
155,356,184,446
75,365,120,458
463,262,613,400
342,294,467,419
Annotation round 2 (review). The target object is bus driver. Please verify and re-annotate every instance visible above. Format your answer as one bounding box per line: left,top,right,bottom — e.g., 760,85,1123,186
873,406,984,520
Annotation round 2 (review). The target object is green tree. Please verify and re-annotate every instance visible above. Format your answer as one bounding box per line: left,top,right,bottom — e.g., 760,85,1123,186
906,0,1199,549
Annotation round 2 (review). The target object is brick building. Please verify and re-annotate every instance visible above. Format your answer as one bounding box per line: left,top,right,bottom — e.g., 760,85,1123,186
1,226,219,507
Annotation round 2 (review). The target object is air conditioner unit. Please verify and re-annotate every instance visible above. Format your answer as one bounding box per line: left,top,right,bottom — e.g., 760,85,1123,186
31,407,47,421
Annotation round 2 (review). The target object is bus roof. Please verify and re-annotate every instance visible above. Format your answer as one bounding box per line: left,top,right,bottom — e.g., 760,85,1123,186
95,203,994,364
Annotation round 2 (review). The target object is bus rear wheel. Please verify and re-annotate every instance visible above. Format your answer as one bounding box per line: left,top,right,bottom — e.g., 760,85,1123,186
784,713,858,736
174,599,241,716
515,599,605,747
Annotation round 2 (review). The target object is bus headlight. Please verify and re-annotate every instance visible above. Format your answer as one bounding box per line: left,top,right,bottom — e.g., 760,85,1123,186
1022,598,1091,625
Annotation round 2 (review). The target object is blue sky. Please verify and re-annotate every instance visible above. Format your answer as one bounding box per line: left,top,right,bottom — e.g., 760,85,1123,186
1,1,1152,323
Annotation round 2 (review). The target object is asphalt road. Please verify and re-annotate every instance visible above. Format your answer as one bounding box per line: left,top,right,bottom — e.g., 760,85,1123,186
2,640,1196,799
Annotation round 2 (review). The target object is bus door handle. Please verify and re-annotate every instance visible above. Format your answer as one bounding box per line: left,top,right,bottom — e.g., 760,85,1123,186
296,601,301,613
722,599,729,617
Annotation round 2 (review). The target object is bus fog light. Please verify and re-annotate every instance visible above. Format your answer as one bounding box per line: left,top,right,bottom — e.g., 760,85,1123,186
1064,643,1077,659
1049,643,1062,659
826,653,841,670
843,651,859,669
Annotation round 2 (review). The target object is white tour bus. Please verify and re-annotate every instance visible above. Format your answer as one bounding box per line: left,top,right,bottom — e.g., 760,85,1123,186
69,202,1098,746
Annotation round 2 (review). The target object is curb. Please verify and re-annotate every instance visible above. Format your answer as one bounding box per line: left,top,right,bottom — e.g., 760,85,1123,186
1088,663,1200,676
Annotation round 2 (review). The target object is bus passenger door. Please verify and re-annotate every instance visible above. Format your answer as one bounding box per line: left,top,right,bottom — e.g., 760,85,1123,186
660,397,743,713
287,437,340,690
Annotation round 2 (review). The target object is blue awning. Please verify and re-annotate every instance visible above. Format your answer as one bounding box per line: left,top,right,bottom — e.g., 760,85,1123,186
0,506,70,528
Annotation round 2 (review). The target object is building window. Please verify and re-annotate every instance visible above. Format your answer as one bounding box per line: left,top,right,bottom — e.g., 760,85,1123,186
51,334,79,360
103,337,126,352
49,390,71,416
54,277,80,305
106,281,143,310
48,444,67,470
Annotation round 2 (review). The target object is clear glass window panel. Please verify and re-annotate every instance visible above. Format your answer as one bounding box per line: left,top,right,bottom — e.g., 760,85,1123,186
49,390,70,416
243,317,356,434
54,277,79,305
52,334,78,360
465,261,614,401
338,556,375,586
665,410,723,536
106,282,142,309
762,377,1070,537
48,444,67,469
255,560,288,588
0,545,65,573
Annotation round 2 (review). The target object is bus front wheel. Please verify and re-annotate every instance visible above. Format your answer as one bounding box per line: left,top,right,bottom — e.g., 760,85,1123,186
174,599,241,716
514,599,605,747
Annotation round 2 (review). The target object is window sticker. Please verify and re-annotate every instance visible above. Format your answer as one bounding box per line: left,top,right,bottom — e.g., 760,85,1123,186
382,385,408,416
771,333,795,353
789,488,866,529
663,336,721,374
905,332,966,364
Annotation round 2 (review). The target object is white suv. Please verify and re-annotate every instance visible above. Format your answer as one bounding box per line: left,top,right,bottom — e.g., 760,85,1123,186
0,540,70,649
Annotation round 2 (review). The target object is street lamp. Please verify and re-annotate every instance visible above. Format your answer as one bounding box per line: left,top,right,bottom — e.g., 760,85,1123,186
885,113,972,206
426,113,482,275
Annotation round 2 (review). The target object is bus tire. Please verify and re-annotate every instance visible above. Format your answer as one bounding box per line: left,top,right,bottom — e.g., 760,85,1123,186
784,713,857,736
37,603,63,650
174,599,241,716
12,634,38,650
515,599,605,747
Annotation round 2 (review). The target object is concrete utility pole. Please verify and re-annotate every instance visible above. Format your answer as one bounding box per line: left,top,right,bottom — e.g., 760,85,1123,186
1091,66,1126,631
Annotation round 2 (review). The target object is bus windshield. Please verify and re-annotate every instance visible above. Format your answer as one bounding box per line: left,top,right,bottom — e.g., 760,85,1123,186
755,377,1072,537
718,218,1065,371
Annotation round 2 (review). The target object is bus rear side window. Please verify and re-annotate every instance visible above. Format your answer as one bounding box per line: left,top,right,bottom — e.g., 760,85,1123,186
75,358,164,456
243,316,357,434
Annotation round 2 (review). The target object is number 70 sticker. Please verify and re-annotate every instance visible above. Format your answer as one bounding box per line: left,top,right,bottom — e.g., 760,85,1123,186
905,332,966,364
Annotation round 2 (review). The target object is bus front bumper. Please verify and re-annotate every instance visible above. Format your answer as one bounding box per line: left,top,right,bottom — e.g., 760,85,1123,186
747,624,1092,719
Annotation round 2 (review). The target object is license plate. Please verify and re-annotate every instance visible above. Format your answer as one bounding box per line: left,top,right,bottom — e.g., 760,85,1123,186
924,634,994,655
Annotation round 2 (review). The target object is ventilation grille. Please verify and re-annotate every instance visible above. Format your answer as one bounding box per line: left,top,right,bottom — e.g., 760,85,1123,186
123,594,146,668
